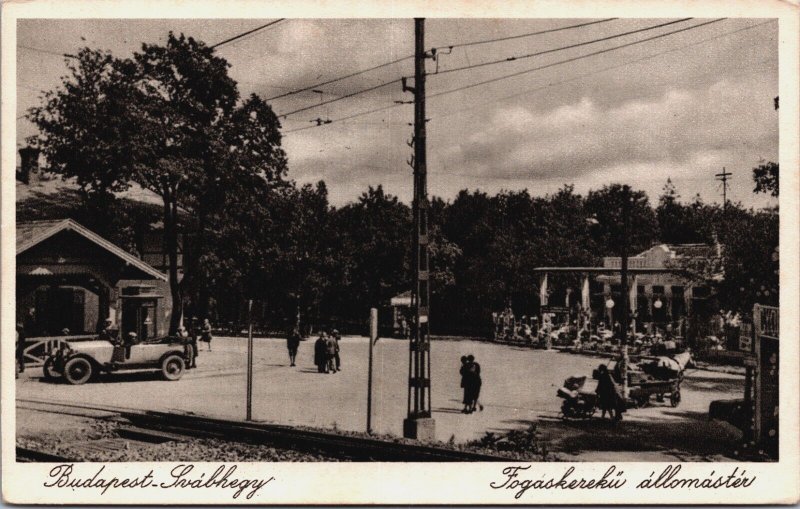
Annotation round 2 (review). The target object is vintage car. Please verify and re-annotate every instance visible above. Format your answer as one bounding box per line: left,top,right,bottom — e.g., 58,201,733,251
43,338,189,385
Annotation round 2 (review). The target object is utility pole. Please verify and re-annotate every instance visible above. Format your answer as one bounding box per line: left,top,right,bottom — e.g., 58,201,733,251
715,168,732,211
367,307,378,434
620,185,630,400
402,18,435,441
246,299,254,421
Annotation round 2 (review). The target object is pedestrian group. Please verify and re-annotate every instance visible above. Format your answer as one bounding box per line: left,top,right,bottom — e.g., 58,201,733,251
312,329,341,374
459,354,483,414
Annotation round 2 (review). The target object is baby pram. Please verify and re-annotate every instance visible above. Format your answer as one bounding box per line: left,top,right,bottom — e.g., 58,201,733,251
557,375,597,419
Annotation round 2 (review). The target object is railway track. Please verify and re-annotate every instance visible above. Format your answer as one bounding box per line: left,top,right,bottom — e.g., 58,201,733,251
16,446,75,463
17,398,507,462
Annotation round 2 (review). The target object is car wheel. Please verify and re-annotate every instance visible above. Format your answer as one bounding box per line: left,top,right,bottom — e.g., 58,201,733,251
161,354,185,381
64,357,93,385
670,390,681,407
43,358,62,381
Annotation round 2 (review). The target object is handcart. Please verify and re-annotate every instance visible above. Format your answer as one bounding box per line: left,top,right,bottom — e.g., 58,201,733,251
628,377,682,408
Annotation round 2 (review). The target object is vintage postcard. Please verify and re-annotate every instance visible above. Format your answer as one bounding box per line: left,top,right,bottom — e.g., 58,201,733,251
2,0,798,505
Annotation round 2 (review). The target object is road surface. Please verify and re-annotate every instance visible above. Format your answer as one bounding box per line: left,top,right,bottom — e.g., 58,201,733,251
17,336,744,460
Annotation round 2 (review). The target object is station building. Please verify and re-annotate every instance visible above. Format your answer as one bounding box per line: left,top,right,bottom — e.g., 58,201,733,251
17,219,173,341
533,243,719,331
15,145,185,349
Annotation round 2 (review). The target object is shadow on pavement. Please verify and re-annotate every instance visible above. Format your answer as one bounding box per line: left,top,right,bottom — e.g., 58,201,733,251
433,407,467,414
508,410,745,460
682,376,744,394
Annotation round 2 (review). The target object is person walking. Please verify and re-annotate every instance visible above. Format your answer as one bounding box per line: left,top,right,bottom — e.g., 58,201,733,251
325,333,338,373
201,318,213,351
331,329,342,371
314,332,328,373
459,356,470,413
287,326,301,367
466,354,483,413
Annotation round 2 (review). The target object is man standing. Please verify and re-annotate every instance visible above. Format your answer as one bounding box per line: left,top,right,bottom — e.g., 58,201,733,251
178,326,196,369
201,318,213,351
16,322,26,375
287,326,301,367
331,329,342,371
325,332,338,373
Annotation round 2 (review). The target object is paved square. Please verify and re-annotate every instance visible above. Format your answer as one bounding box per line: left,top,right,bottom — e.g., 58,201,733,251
17,336,744,452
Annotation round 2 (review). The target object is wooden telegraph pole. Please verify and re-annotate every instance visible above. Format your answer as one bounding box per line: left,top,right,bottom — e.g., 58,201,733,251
367,307,378,434
620,185,630,400
402,18,435,441
246,299,254,421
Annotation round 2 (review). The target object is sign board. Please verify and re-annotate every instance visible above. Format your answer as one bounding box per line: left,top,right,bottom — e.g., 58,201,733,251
541,306,570,314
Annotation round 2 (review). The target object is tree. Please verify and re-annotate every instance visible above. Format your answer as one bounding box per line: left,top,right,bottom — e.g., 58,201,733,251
656,178,712,244
28,33,287,333
674,204,778,312
753,161,779,197
329,186,411,324
585,184,660,257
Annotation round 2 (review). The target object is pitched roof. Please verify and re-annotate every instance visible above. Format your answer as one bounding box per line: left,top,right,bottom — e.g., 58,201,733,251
16,219,167,281
665,243,717,258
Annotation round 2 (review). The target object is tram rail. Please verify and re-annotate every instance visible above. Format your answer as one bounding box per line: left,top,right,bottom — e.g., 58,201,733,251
16,398,507,462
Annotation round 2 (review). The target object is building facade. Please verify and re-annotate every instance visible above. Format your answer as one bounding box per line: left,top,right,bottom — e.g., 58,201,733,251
534,244,717,333
17,219,172,341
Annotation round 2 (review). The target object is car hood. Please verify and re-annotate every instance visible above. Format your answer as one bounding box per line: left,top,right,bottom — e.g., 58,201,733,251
66,340,115,353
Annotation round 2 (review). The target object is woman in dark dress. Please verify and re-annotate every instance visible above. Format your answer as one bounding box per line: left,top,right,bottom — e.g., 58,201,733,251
459,356,470,413
595,363,624,422
466,355,483,413
314,333,328,373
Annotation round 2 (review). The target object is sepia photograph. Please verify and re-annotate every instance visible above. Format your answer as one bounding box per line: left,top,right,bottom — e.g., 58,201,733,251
3,1,798,505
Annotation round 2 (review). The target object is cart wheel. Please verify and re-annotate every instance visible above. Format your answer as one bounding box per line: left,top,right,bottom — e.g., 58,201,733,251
43,358,62,381
64,357,93,385
161,354,185,381
670,390,681,407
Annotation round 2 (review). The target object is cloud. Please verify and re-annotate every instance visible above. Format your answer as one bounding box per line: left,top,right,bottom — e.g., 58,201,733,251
440,73,777,186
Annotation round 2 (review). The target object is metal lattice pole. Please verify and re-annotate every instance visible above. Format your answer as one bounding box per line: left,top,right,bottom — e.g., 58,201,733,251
403,18,435,439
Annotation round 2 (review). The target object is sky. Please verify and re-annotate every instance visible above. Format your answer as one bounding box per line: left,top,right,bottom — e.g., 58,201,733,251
16,18,779,209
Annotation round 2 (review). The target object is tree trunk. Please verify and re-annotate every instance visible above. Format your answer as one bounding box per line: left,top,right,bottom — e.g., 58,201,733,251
164,189,183,335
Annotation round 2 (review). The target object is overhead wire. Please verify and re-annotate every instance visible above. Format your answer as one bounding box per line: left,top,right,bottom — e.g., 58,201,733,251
210,19,285,49
431,19,776,122
267,18,620,103
278,18,698,119
426,19,725,101
18,45,77,59
279,77,403,118
432,18,692,76
283,18,726,135
284,102,405,133
266,55,413,102
434,18,618,50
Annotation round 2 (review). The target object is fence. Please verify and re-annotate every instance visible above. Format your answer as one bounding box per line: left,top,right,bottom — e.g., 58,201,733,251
753,304,778,458
21,335,95,367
